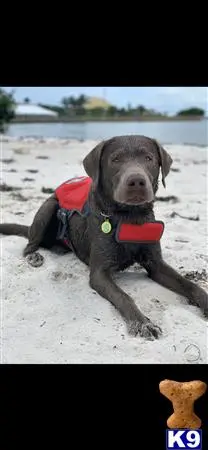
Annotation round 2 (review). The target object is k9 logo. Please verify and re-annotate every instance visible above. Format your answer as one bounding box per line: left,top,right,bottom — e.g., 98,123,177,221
166,429,202,449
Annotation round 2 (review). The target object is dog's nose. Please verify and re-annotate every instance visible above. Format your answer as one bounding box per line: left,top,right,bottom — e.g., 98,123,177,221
126,174,146,188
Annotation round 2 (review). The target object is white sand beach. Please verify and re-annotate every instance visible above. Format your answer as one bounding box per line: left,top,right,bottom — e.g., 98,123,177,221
1,137,207,364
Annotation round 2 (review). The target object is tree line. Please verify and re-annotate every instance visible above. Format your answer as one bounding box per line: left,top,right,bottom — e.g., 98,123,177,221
38,95,205,119
0,89,205,132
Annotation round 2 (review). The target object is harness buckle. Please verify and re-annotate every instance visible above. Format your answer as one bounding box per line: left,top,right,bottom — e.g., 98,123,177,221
57,209,69,240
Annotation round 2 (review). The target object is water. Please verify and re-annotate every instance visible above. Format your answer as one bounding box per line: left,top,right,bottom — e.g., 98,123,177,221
7,120,208,145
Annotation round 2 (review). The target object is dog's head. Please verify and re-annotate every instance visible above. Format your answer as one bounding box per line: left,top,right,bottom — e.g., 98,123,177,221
83,135,172,207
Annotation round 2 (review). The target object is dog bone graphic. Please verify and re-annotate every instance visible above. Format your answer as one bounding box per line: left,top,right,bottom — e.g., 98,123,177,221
159,379,207,429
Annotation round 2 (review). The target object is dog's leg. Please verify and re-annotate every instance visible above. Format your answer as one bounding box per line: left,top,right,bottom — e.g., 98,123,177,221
90,266,162,340
141,249,208,317
24,195,58,267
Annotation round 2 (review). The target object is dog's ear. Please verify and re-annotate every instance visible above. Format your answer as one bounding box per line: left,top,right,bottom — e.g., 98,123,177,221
153,139,173,188
83,140,106,187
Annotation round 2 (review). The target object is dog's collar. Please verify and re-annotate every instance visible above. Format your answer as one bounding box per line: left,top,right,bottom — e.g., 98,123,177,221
57,202,165,245
90,205,165,243
115,220,164,243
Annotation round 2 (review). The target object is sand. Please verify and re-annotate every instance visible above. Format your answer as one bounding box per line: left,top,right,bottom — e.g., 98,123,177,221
0,136,207,364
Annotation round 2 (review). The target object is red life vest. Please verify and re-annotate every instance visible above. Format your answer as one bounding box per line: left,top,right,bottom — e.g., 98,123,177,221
115,221,164,243
55,176,92,212
55,176,164,245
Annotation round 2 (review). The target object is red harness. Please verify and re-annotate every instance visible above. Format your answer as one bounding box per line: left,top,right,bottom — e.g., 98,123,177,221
55,176,164,245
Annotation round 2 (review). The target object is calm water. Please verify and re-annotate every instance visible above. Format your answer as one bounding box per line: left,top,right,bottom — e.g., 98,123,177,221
7,120,208,145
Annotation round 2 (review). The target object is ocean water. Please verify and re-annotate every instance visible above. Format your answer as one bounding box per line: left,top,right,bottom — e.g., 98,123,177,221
7,119,208,146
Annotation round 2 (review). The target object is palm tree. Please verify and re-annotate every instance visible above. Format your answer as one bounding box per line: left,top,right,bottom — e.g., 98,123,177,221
136,105,146,115
76,95,87,107
61,95,88,116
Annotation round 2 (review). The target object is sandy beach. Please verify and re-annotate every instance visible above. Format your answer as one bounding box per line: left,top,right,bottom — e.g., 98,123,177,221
1,136,207,364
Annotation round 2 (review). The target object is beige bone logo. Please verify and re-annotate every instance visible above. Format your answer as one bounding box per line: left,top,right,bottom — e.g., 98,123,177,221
159,379,207,429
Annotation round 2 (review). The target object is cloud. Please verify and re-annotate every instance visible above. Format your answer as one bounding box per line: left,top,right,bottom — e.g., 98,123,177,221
154,87,208,112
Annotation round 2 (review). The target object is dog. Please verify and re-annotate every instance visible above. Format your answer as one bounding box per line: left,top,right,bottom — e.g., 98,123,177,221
1,135,207,340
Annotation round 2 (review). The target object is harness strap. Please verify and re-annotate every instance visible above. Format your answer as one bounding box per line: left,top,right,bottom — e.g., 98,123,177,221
56,202,91,246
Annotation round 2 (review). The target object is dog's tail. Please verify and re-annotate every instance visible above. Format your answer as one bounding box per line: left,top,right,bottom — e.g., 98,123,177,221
0,223,29,238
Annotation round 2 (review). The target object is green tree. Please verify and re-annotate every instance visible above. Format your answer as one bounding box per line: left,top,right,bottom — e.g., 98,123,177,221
61,96,74,110
107,106,118,116
87,107,105,117
136,105,146,115
61,95,88,115
75,95,88,115
0,89,16,133
76,94,87,107
117,108,126,116
177,107,205,116
60,96,74,116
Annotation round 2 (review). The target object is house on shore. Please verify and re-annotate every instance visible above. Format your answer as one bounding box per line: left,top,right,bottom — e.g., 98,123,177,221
84,96,112,110
13,103,58,122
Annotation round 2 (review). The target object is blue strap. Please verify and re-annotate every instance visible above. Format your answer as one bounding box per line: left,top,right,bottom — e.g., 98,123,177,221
56,202,91,241
57,209,71,240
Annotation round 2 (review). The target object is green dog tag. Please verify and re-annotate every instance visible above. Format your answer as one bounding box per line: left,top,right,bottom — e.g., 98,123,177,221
101,219,112,234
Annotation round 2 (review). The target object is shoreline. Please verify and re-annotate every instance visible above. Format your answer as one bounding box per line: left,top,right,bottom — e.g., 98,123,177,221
1,136,208,148
10,115,205,124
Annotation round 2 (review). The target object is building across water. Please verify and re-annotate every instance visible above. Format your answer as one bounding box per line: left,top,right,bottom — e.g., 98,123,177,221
14,103,58,121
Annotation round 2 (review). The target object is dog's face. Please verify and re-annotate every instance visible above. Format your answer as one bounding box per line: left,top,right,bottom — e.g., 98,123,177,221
83,135,172,207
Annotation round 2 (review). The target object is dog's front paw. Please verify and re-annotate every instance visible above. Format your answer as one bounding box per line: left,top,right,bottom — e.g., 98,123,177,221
191,285,208,319
140,321,162,340
127,319,162,340
127,320,141,337
26,252,44,267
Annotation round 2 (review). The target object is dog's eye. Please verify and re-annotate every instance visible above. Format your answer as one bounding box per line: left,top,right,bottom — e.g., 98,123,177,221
111,156,119,163
145,155,152,162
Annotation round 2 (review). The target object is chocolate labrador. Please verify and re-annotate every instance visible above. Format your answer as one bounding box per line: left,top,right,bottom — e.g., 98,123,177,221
1,135,207,339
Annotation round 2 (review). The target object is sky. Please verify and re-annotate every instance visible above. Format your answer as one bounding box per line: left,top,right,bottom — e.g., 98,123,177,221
3,87,208,115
